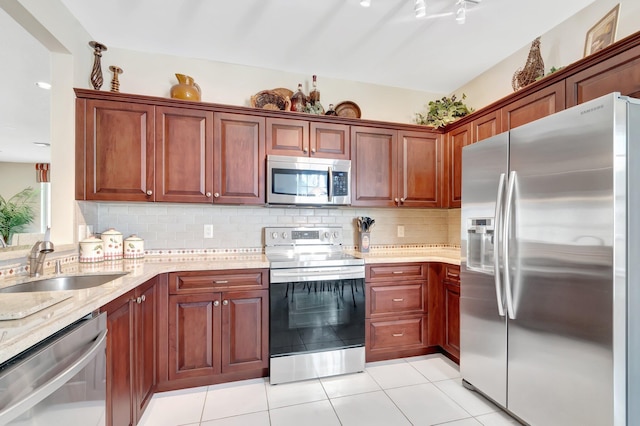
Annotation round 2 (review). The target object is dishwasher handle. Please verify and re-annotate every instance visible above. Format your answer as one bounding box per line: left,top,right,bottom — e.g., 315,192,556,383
0,327,107,424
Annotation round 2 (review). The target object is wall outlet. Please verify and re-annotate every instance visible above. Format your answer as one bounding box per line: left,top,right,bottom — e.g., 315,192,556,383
397,225,405,237
204,224,214,239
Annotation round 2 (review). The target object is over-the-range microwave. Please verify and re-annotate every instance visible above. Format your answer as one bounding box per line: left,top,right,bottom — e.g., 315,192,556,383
266,155,351,206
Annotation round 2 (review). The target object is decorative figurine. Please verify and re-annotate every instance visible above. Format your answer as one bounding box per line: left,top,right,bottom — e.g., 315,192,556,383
89,41,108,90
109,65,123,92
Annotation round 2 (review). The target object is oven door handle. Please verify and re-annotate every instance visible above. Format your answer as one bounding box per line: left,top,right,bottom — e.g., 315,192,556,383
0,328,107,424
270,268,364,283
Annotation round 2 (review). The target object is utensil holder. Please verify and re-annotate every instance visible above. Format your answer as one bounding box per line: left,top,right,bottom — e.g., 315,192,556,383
359,232,370,253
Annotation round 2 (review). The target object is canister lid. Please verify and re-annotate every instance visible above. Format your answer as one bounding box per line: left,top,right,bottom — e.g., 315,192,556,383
80,235,103,243
102,227,122,236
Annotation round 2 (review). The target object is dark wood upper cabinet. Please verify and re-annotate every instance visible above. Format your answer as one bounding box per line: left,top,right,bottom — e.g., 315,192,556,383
214,113,265,204
397,130,442,208
266,117,310,157
566,42,640,107
350,126,397,207
310,122,350,159
155,106,214,203
472,110,502,143
501,81,565,130
445,123,471,208
78,99,155,201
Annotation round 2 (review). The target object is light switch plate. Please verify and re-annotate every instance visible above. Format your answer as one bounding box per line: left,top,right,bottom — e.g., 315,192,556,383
204,224,214,239
397,225,405,237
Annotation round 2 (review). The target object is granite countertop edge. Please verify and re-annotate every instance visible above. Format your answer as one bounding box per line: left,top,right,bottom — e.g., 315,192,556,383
0,249,460,364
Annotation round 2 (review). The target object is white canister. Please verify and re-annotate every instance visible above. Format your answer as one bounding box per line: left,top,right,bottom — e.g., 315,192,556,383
79,235,104,263
124,234,145,259
101,228,123,260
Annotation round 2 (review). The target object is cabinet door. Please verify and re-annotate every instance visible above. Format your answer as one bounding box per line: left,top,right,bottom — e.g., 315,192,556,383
168,293,222,381
214,113,265,204
220,290,268,373
266,117,309,157
351,126,397,207
501,81,565,130
472,110,502,143
310,122,350,159
84,99,154,201
565,43,640,107
155,107,214,203
134,277,157,422
444,281,460,360
397,130,441,208
103,292,134,426
446,123,471,208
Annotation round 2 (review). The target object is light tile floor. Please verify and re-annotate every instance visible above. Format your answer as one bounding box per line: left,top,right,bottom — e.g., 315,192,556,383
138,354,523,426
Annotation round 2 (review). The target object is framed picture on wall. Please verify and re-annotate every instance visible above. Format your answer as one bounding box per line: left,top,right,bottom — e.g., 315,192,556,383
584,4,620,57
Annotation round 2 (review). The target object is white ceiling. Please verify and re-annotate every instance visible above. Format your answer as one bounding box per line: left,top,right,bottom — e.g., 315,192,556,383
2,0,596,163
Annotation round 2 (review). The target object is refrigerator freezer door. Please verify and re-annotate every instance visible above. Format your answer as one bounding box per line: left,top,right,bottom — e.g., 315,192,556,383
460,132,508,406
506,95,619,425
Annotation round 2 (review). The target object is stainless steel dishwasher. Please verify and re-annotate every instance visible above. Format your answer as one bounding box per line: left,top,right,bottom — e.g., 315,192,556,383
0,312,107,426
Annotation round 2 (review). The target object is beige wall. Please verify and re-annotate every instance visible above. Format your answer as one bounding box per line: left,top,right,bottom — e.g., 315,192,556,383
455,0,640,109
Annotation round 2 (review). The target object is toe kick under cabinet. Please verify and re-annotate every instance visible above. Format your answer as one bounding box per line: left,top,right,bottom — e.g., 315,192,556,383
365,262,440,362
157,269,269,391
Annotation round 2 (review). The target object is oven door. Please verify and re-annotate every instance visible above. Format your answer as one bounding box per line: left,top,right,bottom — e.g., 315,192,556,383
269,268,365,384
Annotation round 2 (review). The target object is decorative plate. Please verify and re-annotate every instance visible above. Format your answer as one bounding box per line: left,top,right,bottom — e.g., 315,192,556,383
335,101,361,118
250,90,291,111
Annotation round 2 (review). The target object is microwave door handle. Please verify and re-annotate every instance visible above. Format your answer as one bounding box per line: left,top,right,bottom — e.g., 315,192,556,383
328,166,333,202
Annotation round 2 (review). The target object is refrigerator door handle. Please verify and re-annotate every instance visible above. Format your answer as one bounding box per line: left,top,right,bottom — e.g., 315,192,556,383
503,170,516,319
494,172,506,317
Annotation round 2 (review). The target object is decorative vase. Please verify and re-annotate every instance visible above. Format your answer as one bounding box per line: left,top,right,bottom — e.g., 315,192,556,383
170,73,201,101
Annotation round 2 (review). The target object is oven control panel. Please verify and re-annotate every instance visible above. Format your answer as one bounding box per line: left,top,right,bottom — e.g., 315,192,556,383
264,226,343,246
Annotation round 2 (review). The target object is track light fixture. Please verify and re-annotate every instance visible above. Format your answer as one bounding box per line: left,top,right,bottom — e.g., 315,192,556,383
456,0,467,24
414,0,426,18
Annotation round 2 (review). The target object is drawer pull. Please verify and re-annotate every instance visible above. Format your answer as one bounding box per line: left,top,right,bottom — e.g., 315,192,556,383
214,280,229,284
392,298,404,302
392,333,404,337
392,271,403,274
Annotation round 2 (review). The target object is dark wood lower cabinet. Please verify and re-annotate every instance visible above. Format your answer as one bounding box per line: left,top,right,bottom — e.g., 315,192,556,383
441,265,460,363
159,270,269,391
103,276,157,426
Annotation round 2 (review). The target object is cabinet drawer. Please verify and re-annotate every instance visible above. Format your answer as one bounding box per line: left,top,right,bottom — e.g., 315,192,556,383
169,269,268,294
367,263,428,281
368,283,425,317
366,315,427,351
444,264,460,283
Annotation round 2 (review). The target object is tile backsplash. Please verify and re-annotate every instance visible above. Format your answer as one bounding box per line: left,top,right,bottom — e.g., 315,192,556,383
79,202,461,250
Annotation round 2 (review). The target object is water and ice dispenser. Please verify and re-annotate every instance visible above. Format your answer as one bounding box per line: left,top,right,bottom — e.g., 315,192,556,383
466,218,495,273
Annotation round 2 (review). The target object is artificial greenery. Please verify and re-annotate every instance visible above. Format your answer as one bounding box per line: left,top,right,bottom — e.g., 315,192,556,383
415,93,474,128
0,187,37,245
536,66,565,81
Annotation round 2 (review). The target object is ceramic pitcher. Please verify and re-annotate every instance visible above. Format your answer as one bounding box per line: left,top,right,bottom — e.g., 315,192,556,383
170,73,201,101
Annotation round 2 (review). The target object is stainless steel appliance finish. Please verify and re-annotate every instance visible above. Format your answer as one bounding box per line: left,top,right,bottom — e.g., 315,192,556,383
460,93,640,426
266,155,351,206
266,226,366,384
0,313,107,425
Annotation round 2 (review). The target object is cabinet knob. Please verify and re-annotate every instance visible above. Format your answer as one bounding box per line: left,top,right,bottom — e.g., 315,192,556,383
206,192,212,197
394,198,399,204
136,296,142,304
213,300,220,307
141,295,146,302
223,300,229,306
311,148,316,154
302,147,308,154
400,197,405,203
146,190,153,196
213,192,220,198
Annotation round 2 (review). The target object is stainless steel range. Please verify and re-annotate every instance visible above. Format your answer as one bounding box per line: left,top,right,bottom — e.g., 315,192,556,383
265,226,365,385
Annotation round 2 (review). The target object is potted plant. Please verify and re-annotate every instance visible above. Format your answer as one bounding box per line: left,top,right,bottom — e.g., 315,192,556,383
415,93,474,128
0,187,37,245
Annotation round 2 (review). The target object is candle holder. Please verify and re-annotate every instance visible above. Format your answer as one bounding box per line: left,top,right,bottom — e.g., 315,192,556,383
109,65,123,92
89,41,108,90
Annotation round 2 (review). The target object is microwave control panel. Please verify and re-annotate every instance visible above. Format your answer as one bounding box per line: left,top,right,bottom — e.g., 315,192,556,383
332,172,349,196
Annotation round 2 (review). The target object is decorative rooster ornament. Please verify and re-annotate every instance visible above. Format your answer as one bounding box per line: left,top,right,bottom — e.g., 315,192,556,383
512,37,545,91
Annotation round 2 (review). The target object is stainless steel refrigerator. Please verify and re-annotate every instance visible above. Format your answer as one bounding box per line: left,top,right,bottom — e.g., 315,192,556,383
460,92,640,426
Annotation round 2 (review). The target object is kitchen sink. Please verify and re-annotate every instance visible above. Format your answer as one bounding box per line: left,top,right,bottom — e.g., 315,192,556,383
0,272,128,293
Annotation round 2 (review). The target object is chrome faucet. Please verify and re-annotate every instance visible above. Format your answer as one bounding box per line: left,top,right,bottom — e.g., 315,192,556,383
28,228,55,277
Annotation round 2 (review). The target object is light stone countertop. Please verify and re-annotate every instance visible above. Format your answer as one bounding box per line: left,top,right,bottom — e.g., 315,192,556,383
0,248,459,364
